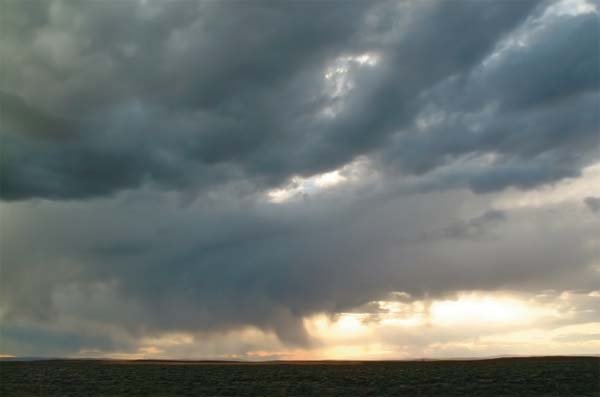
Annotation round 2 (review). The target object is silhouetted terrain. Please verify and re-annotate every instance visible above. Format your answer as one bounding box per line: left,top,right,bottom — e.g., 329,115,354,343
1,356,598,396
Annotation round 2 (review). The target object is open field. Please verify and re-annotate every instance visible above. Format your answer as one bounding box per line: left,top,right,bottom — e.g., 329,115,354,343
1,356,598,396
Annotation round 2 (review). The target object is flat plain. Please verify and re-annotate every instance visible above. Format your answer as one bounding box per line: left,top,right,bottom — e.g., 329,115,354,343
0,356,598,396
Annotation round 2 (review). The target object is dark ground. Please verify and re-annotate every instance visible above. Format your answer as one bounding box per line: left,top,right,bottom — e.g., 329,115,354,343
0,356,598,396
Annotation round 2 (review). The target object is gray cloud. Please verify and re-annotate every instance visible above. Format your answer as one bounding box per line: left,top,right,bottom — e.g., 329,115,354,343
3,0,579,201
0,91,77,141
2,184,598,353
429,209,507,240
584,196,600,213
0,325,118,357
1,0,599,357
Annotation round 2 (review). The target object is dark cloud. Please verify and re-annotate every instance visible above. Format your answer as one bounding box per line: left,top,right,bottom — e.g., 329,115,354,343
3,0,583,201
494,12,599,111
584,196,600,213
1,0,599,356
0,91,77,140
2,184,598,353
0,325,118,357
380,9,599,191
431,209,506,240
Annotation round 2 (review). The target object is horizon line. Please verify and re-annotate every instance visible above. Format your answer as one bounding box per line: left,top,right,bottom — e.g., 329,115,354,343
2,354,599,363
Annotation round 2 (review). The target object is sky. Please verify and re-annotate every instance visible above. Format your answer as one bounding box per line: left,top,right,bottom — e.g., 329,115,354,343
0,0,599,360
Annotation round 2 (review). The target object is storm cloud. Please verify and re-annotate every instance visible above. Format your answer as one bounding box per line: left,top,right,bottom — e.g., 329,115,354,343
0,0,598,357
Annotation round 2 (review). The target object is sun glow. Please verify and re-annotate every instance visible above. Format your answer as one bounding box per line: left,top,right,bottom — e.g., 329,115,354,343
294,293,558,360
67,291,598,361
307,293,559,338
305,313,370,341
431,296,531,325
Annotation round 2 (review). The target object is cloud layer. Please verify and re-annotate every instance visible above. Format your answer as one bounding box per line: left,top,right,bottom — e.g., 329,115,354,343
0,0,598,357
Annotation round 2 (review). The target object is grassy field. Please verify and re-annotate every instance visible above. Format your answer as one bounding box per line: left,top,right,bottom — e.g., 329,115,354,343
0,356,598,396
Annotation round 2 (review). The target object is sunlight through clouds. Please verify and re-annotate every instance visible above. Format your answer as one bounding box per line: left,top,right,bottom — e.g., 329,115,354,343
265,157,373,203
1,0,598,361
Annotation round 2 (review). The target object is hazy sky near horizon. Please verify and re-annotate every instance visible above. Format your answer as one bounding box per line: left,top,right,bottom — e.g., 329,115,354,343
1,0,599,359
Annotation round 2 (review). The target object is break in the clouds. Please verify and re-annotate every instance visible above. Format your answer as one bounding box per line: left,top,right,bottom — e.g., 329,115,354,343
0,0,599,358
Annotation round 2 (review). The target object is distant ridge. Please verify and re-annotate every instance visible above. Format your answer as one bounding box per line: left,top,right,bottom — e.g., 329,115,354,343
2,355,598,364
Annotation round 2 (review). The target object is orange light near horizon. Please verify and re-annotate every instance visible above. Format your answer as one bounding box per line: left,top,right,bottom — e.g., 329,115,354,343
65,291,592,361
